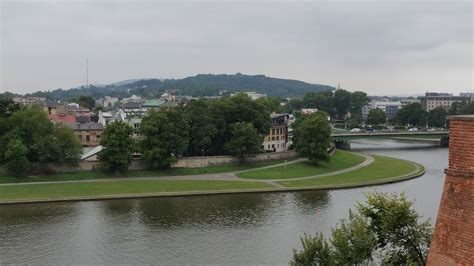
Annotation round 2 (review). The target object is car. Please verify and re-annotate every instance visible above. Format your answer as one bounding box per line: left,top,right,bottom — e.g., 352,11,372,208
350,128,361,133
408,127,418,132
367,128,375,133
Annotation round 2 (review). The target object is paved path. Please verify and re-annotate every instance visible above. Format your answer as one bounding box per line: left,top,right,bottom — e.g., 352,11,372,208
239,153,374,182
0,154,371,189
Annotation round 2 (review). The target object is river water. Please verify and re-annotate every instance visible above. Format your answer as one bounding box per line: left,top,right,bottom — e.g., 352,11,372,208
0,139,447,264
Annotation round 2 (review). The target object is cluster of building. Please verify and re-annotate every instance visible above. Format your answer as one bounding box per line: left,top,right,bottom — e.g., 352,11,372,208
12,91,296,159
362,92,473,122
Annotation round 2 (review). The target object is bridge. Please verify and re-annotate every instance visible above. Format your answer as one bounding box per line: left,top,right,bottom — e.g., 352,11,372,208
331,131,449,149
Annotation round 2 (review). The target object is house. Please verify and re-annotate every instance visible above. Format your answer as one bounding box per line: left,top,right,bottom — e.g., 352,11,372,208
48,114,77,125
98,111,119,127
262,113,290,152
96,96,119,109
418,92,471,111
231,91,266,100
43,101,67,115
69,122,104,147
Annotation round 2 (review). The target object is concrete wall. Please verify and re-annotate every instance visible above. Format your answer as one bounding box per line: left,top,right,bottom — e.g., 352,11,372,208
0,151,298,174
427,115,474,265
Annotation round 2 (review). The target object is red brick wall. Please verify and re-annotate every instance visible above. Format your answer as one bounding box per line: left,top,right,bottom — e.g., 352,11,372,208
427,116,474,265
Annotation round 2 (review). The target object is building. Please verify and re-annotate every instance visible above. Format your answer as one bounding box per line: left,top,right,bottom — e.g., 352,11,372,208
427,115,474,264
69,122,104,147
43,101,67,115
48,114,77,125
418,92,471,112
459,92,474,100
231,91,267,100
262,113,290,152
301,108,318,115
96,96,119,108
362,100,402,120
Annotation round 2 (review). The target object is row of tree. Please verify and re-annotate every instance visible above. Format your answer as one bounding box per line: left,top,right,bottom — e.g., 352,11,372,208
0,97,82,175
99,94,333,172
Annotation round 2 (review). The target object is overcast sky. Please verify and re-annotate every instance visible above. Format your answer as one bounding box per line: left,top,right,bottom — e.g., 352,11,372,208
1,0,473,95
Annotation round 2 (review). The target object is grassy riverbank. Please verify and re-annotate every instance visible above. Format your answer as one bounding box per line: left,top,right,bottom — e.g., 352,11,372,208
277,155,423,188
238,150,364,179
0,159,291,184
0,180,273,202
0,151,425,204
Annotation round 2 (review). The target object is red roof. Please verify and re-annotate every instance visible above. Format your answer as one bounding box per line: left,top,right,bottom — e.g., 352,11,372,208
48,114,77,125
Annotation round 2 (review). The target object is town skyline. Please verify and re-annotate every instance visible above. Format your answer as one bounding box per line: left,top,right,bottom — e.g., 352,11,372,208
1,1,472,95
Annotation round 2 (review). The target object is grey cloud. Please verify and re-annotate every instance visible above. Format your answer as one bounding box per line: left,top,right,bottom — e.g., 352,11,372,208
1,1,472,95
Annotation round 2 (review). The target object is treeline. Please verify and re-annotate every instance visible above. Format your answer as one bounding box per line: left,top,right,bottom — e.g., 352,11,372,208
0,97,82,175
394,101,474,128
23,73,334,100
99,93,333,172
99,93,273,171
284,89,370,122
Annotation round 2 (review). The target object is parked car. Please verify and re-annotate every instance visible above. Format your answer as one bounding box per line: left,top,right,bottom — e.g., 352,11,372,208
367,128,375,133
408,127,418,132
350,128,361,133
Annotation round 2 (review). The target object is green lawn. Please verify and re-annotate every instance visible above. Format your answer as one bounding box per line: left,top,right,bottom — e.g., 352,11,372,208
0,159,291,184
238,150,365,180
277,155,421,188
0,180,273,201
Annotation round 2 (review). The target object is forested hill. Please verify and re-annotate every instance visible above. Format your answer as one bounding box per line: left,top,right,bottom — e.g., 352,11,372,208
26,73,335,100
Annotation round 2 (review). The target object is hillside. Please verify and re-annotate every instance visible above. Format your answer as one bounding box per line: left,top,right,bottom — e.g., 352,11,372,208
26,73,334,100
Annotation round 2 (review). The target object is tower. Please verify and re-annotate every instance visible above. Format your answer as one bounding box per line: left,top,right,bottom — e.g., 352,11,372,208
427,115,474,264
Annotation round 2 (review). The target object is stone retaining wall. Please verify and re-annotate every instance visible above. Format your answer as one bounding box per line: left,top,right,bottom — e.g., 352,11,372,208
0,151,298,174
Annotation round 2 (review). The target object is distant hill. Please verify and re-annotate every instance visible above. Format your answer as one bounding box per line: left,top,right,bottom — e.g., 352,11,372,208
26,73,335,100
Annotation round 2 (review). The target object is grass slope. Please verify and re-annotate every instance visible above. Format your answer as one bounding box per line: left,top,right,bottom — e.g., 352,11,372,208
238,150,365,180
277,155,420,188
0,180,273,201
0,159,290,184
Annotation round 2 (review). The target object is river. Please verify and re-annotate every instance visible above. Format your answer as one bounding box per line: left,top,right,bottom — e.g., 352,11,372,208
0,139,447,264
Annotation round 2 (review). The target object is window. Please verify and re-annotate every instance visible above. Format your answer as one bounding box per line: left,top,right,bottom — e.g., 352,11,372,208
267,145,270,149
272,128,275,135
86,135,90,142
276,136,279,140
272,137,275,141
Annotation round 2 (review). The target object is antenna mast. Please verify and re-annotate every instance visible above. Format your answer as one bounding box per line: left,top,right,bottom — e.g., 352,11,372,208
86,58,89,89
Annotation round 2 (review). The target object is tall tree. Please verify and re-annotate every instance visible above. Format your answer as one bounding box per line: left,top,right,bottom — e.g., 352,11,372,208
184,100,217,156
302,91,335,116
428,107,447,127
334,89,351,119
5,138,29,176
395,103,427,127
224,122,262,163
99,121,135,172
367,108,387,125
348,91,369,119
140,108,189,169
255,96,283,113
293,112,332,164
77,95,96,109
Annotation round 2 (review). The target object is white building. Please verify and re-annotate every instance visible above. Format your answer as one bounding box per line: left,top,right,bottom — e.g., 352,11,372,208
262,114,290,152
231,91,267,100
362,100,402,120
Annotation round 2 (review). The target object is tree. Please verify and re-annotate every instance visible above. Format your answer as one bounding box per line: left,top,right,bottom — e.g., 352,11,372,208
333,89,351,119
77,95,95,109
285,98,303,113
255,96,283,113
290,192,433,265
330,211,376,264
5,138,29,175
0,96,19,118
395,103,428,127
357,192,432,264
290,233,333,266
428,107,447,127
140,108,189,169
367,108,387,125
224,122,262,162
302,91,335,116
99,121,135,172
184,100,217,156
348,91,370,119
293,112,331,164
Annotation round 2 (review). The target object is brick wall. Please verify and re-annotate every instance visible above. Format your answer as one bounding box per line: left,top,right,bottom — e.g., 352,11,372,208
427,115,474,265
